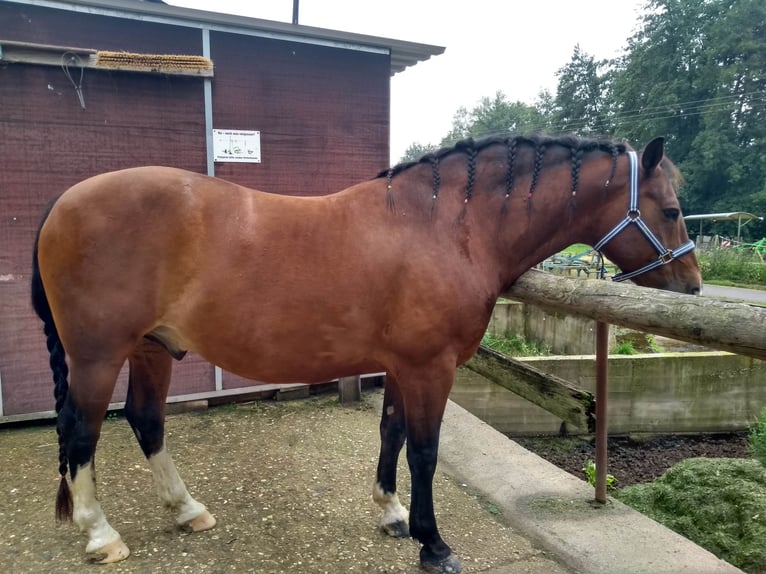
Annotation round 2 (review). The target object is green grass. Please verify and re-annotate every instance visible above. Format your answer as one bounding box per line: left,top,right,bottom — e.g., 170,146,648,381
561,243,592,255
616,407,766,573
749,407,766,468
615,458,766,573
481,332,549,356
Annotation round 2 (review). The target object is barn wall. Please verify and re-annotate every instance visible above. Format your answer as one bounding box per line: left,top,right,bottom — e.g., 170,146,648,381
0,2,391,416
0,20,210,416
210,31,390,196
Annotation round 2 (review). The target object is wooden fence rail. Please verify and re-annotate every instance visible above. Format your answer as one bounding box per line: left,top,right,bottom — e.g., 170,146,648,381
503,269,766,361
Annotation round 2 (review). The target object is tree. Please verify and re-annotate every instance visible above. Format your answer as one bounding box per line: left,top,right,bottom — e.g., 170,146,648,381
607,0,766,238
440,91,551,146
552,45,610,135
399,142,439,164
397,0,766,239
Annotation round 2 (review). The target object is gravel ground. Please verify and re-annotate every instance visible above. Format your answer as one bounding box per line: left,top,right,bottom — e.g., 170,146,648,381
0,390,567,574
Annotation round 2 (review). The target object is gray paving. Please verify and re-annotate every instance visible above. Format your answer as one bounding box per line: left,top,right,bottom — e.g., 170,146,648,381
435,398,744,574
702,284,766,304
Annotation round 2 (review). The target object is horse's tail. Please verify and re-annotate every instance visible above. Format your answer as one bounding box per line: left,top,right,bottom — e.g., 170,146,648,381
31,198,73,522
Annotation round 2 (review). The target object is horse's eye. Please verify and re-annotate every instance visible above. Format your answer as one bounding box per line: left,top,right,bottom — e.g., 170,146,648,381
663,208,680,221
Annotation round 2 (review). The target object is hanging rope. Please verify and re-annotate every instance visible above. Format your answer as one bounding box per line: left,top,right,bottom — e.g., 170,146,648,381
61,52,86,109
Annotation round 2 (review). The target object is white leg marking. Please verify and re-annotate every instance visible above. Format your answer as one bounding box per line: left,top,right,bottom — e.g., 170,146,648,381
373,481,409,528
71,463,123,553
148,445,208,525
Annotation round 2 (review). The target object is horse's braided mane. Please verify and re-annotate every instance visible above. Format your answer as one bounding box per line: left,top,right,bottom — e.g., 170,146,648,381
379,134,626,178
377,134,629,202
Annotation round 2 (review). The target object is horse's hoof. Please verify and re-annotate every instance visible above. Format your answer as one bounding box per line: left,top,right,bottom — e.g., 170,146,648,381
182,510,217,533
420,554,462,574
381,519,410,538
88,538,130,564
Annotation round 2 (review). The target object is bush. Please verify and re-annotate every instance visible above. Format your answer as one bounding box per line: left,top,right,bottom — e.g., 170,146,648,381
611,341,638,355
697,250,766,285
615,458,766,573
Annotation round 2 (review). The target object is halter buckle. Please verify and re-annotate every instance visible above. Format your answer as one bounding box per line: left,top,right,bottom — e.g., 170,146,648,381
660,250,674,264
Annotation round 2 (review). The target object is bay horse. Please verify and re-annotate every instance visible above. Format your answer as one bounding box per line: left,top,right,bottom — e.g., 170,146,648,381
31,134,701,573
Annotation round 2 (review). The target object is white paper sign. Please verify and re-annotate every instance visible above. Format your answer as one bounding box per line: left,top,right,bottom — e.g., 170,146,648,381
213,129,261,163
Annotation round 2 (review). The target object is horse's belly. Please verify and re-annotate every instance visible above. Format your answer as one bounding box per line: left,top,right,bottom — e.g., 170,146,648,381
187,330,383,384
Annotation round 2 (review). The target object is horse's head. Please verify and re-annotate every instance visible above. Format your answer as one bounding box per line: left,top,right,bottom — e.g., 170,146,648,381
593,137,702,294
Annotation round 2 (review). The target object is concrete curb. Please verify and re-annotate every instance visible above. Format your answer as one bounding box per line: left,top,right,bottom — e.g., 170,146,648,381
436,399,744,574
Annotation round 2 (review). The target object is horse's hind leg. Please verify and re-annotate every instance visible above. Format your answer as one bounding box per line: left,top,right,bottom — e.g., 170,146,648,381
373,374,410,538
64,358,131,563
125,339,216,532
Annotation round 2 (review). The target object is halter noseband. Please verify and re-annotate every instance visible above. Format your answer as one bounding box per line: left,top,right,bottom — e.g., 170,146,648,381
593,151,695,283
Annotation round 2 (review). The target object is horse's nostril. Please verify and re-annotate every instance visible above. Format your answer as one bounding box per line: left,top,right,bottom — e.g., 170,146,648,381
690,285,701,296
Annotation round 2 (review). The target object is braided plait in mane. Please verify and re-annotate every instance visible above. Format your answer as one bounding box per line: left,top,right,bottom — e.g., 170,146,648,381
464,145,478,203
385,168,395,211
430,156,440,200
504,137,518,198
569,147,585,209
528,143,547,200
570,147,584,197
500,137,519,216
604,143,620,191
429,156,440,220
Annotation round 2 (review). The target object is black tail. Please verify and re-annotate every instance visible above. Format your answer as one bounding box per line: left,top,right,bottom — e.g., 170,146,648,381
31,198,73,522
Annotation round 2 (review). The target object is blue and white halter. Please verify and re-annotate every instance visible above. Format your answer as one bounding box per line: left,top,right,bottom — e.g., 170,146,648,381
593,151,696,283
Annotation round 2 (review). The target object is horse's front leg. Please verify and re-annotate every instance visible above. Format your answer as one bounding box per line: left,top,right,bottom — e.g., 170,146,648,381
125,340,215,532
401,362,462,574
373,375,410,538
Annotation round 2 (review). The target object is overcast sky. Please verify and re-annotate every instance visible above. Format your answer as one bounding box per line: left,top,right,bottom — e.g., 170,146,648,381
168,0,646,162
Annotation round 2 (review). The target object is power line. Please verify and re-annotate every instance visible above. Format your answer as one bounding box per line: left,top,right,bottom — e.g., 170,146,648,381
526,92,765,135
430,90,766,146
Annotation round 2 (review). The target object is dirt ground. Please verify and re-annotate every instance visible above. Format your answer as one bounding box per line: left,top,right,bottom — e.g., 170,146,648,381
0,390,566,574
514,432,751,488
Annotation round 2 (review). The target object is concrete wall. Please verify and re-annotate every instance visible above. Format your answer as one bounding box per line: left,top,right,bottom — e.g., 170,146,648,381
451,352,766,436
476,300,766,435
488,300,617,355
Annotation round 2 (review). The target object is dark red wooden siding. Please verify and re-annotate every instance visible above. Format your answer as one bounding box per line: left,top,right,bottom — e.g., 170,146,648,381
210,31,390,196
0,3,390,416
0,3,202,53
0,66,211,416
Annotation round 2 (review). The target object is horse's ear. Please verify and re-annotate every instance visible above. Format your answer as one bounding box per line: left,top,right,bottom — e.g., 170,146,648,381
641,137,665,171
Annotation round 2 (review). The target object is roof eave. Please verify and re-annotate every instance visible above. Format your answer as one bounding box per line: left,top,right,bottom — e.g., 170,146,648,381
9,0,444,75
684,212,764,222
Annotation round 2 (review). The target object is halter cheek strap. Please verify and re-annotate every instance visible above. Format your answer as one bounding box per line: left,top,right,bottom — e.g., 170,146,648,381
593,151,696,283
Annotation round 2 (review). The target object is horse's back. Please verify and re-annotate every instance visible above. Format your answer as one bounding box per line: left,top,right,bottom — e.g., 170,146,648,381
53,166,244,216
36,167,252,352
42,166,266,249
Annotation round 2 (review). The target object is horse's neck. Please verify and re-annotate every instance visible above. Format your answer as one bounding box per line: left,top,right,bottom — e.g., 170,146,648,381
490,161,614,288
355,153,614,291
